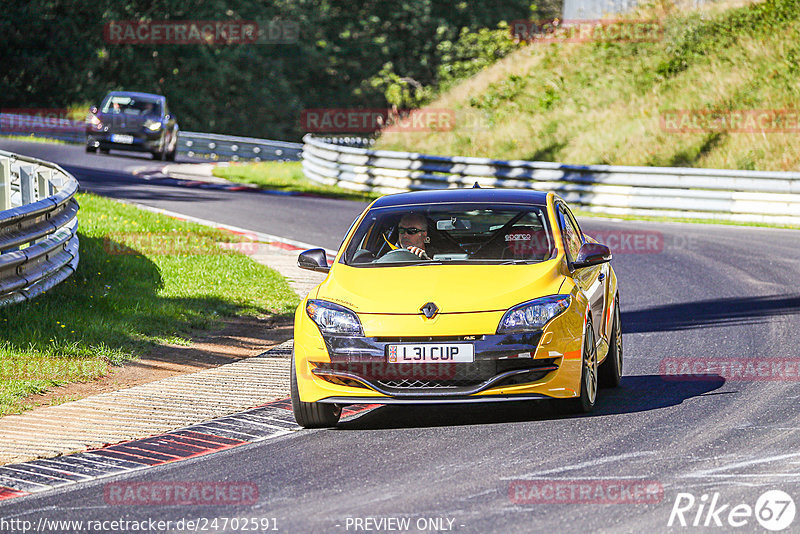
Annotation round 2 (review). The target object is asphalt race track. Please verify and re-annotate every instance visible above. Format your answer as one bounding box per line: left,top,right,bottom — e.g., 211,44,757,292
0,139,369,249
2,139,800,533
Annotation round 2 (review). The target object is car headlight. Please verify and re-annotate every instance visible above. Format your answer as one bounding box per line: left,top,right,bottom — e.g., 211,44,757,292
497,295,572,333
87,114,102,129
144,119,162,131
306,299,363,336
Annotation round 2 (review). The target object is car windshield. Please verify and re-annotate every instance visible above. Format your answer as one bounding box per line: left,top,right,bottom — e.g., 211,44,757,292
101,96,161,117
341,203,555,267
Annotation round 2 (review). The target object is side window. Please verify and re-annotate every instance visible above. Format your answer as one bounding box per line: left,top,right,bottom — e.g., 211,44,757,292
558,204,582,263
563,204,584,242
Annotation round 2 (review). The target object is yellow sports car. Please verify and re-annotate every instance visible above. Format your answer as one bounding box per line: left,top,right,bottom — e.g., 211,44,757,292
292,188,621,427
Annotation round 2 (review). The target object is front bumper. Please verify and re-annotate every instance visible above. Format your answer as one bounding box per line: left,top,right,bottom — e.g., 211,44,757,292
317,393,551,404
293,299,586,404
86,131,164,152
311,332,560,398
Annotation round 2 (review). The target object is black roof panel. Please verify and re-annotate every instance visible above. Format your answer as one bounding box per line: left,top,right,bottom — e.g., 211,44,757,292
371,188,550,208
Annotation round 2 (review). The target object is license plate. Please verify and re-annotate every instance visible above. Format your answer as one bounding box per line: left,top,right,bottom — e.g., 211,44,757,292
111,134,134,144
387,343,474,363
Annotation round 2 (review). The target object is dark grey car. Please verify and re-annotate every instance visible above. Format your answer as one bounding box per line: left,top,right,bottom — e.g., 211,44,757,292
86,91,179,160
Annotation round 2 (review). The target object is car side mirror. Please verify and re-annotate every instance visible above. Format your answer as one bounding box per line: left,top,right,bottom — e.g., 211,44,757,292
90,106,98,114
572,242,612,269
298,248,330,273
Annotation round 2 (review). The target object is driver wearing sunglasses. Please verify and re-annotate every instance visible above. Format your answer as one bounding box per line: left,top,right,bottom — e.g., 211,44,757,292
398,213,430,259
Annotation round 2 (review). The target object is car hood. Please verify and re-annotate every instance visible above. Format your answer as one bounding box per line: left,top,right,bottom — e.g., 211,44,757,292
316,260,565,314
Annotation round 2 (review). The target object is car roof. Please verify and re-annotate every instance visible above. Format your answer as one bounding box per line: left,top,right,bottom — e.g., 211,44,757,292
370,188,550,209
104,91,165,102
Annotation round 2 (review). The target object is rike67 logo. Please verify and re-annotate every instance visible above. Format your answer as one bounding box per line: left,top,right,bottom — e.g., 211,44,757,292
668,490,795,531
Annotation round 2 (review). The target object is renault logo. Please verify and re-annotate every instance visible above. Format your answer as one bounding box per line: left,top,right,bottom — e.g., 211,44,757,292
420,302,439,319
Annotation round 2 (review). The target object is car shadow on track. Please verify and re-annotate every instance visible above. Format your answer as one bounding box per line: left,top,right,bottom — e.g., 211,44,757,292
622,294,800,333
91,150,156,161
99,151,207,164
335,374,725,430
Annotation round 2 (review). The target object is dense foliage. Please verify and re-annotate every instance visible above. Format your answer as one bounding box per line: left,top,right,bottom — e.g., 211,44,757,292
0,0,561,140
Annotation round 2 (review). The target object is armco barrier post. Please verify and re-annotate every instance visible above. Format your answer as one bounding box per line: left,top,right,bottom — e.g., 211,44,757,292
0,156,10,211
19,165,35,205
37,168,53,199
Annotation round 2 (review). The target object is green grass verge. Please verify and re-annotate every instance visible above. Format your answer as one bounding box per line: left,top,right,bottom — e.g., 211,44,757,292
0,134,70,145
0,193,300,415
212,161,380,202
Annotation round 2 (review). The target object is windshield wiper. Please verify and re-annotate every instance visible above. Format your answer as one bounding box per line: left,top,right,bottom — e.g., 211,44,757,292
498,259,540,265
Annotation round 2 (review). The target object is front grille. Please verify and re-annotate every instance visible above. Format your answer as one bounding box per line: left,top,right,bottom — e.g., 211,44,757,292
313,358,558,391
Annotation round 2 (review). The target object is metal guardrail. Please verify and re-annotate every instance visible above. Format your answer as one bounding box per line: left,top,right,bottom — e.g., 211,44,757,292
0,151,80,307
178,131,302,162
302,135,800,226
0,113,85,144
0,113,302,162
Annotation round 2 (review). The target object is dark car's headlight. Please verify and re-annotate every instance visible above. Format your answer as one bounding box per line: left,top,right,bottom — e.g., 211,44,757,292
144,119,162,131
87,114,103,130
306,299,363,336
497,295,572,333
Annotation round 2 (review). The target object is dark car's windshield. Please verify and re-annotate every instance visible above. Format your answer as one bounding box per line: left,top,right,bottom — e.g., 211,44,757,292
101,95,162,117
341,203,555,267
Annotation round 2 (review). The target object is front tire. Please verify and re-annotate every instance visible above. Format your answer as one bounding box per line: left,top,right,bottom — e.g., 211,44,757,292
560,318,598,414
85,144,97,153
291,353,341,428
599,294,622,388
